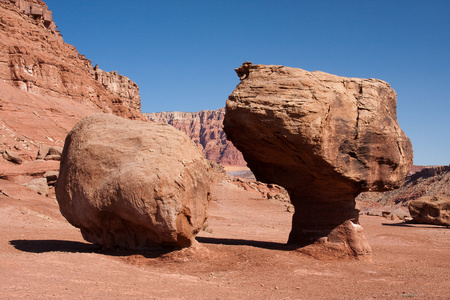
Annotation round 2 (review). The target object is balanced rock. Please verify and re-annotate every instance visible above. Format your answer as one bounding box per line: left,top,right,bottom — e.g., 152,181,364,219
409,196,450,226
55,114,211,249
224,63,413,260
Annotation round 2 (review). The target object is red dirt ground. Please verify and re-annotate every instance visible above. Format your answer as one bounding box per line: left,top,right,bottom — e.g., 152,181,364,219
1,179,449,299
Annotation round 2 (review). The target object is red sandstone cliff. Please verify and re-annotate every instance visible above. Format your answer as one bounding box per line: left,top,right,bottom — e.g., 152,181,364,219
145,108,246,166
0,0,142,119
0,0,143,162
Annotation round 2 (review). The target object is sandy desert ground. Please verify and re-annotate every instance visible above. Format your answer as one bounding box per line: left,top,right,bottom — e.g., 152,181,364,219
1,178,449,299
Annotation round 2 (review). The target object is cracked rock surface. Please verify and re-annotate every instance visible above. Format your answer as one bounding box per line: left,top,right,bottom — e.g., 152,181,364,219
224,63,413,260
56,114,212,249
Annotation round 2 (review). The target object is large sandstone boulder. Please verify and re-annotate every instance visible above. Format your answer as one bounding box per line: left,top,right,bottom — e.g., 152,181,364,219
55,114,212,249
409,196,450,226
224,63,413,260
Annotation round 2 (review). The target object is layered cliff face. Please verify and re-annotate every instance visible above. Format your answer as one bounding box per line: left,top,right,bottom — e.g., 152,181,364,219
145,108,246,166
0,0,142,119
0,0,143,163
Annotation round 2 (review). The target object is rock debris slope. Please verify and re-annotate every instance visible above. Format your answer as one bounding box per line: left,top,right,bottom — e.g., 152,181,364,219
56,114,212,249
224,62,413,260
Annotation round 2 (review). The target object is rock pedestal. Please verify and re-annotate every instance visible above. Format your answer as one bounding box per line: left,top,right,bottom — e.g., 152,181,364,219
224,63,413,260
56,114,212,249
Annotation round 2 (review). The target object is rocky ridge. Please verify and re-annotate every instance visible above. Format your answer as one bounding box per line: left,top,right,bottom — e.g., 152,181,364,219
145,108,246,166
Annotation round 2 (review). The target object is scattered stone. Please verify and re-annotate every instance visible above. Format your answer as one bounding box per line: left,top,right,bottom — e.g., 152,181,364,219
409,196,450,226
224,63,413,260
56,114,212,249
44,170,59,186
23,178,49,197
43,154,61,161
2,149,23,164
37,145,63,161
48,146,63,156
36,144,50,160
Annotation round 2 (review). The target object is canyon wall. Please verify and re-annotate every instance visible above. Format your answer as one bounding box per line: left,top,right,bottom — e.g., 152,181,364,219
0,0,143,162
145,108,246,166
0,0,142,119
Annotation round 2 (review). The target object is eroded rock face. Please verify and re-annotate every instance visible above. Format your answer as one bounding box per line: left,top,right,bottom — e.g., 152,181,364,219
224,63,413,260
145,108,246,166
56,114,212,249
409,196,450,226
0,0,142,120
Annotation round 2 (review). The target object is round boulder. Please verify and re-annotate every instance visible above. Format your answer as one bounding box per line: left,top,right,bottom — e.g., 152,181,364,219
55,114,211,249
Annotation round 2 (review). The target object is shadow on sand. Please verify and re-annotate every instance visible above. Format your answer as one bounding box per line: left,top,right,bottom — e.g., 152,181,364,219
9,239,178,258
10,239,100,254
381,220,449,229
196,237,293,251
10,237,299,257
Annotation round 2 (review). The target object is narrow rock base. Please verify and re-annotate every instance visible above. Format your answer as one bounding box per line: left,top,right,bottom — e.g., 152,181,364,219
287,196,372,260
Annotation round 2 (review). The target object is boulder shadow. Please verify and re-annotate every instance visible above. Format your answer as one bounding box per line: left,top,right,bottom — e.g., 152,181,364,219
381,221,449,229
10,239,100,254
9,239,181,258
196,237,292,251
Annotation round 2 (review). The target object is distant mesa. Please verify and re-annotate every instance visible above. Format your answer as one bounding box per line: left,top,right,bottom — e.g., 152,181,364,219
145,108,246,166
224,63,413,260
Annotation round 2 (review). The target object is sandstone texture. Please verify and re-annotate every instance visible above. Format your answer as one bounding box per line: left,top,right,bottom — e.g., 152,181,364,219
55,114,212,249
224,63,413,260
408,196,450,226
145,108,246,166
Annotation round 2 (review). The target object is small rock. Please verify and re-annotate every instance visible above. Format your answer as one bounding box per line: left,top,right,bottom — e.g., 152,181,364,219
36,144,50,160
44,170,59,186
44,154,61,161
2,150,23,164
23,178,49,197
48,146,63,156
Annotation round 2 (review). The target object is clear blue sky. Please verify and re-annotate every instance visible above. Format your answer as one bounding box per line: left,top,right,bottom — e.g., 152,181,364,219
45,0,449,166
